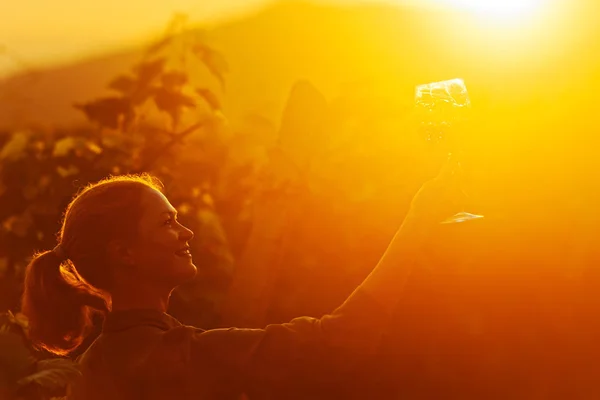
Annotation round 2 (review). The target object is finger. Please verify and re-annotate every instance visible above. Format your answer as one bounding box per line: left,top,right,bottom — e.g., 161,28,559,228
433,152,460,184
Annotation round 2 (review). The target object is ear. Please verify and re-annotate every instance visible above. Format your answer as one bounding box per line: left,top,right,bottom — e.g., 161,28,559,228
107,240,135,266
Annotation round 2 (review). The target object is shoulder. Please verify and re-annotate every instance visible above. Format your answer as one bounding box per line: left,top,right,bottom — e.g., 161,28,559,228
77,326,168,375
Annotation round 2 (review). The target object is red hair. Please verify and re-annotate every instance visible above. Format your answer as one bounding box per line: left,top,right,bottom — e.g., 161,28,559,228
21,174,163,355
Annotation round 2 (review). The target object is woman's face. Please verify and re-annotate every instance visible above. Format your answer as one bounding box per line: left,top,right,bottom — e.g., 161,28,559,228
128,187,197,287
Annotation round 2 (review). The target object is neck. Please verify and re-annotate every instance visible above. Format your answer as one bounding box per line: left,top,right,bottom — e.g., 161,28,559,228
110,282,172,313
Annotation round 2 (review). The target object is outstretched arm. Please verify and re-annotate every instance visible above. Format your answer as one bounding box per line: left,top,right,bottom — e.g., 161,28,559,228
144,156,462,394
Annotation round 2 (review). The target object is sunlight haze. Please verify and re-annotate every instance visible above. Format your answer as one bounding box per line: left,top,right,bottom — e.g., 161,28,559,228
0,0,271,78
2,0,445,78
0,0,557,78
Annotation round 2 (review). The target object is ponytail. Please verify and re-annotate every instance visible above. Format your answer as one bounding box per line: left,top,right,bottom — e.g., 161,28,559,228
21,249,110,356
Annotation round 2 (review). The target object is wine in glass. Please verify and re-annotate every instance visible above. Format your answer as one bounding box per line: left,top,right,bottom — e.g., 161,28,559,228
414,78,484,224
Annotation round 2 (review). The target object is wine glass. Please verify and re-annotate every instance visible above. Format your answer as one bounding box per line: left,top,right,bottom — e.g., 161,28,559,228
414,78,484,224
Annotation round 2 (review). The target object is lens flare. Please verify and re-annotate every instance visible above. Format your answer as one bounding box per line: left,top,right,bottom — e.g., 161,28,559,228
438,0,543,20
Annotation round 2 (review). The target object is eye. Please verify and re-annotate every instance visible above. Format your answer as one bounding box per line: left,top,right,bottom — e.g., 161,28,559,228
164,213,180,226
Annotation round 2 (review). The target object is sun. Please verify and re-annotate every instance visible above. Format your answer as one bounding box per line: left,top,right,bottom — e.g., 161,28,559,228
437,0,543,20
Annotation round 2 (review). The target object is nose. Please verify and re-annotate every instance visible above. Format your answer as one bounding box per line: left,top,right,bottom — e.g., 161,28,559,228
178,223,194,242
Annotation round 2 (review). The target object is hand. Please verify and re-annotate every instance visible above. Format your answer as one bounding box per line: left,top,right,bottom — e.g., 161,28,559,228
405,153,464,230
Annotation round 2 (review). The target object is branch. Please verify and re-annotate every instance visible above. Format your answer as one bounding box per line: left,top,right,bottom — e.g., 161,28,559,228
136,121,204,172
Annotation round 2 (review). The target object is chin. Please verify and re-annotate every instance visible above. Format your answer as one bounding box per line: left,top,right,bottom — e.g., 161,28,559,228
186,264,198,280
179,263,198,281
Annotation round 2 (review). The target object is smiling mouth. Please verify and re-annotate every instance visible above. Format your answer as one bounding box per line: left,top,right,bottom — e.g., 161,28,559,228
175,248,192,257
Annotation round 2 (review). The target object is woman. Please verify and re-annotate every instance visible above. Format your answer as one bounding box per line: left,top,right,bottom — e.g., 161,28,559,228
21,159,458,399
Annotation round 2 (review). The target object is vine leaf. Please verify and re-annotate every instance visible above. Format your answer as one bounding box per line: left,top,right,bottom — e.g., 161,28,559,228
161,71,188,89
193,44,228,88
152,87,196,123
196,88,221,111
17,358,82,392
74,97,134,130
108,75,136,95
0,331,34,380
133,58,166,89
146,35,174,56
0,131,28,161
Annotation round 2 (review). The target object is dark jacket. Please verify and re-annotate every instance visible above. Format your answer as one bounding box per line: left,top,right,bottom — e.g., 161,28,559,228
67,289,389,399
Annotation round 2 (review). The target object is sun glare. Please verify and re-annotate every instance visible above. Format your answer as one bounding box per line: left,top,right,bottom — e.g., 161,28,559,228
438,0,543,20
